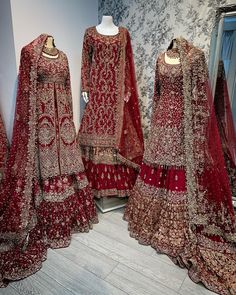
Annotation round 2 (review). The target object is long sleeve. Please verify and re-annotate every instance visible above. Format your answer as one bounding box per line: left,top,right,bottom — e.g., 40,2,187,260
191,50,210,169
81,29,93,93
150,57,161,125
65,54,74,115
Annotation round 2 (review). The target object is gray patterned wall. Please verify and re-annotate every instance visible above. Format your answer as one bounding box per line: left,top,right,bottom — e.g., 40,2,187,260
98,0,235,137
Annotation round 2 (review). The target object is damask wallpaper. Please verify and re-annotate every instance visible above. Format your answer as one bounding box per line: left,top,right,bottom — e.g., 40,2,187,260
98,0,235,137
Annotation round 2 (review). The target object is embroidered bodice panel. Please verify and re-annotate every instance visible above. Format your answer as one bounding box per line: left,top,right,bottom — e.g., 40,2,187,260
37,52,68,84
79,27,128,147
145,53,186,167
36,52,83,179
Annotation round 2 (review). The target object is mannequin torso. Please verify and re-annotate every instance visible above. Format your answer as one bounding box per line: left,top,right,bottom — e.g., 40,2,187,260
96,15,119,36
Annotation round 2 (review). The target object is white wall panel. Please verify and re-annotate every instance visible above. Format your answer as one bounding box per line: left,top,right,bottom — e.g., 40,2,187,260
0,0,17,140
0,0,98,140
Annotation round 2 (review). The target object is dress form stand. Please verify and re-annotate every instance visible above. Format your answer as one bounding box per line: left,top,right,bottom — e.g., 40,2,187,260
96,15,119,35
95,196,128,213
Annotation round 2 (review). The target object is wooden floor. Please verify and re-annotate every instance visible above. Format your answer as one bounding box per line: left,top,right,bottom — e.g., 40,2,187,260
1,208,216,295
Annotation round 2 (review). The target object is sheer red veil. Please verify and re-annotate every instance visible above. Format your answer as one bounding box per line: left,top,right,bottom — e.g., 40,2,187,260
176,37,236,242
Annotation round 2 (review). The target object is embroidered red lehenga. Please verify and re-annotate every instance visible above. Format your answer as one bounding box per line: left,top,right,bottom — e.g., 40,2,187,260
0,34,98,286
78,27,144,198
0,113,8,182
124,37,236,295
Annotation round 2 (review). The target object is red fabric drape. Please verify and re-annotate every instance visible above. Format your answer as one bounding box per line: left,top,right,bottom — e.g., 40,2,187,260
0,36,46,237
215,62,236,165
176,38,236,238
119,30,144,166
214,61,236,200
0,34,97,287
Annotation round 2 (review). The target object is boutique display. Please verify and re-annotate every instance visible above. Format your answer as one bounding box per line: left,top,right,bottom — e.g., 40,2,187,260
78,26,144,198
0,113,8,182
124,37,236,295
0,34,98,286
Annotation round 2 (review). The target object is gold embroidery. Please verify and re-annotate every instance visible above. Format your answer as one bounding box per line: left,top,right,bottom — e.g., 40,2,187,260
37,53,84,179
43,187,75,202
145,125,186,167
79,27,127,149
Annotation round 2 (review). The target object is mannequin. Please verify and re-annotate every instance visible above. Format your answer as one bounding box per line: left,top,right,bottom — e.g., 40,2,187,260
0,34,98,287
96,15,119,35
42,35,59,59
124,37,236,295
79,20,144,202
82,16,119,103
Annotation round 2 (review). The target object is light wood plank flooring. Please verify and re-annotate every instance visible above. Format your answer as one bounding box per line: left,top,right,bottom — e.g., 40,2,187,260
1,208,216,295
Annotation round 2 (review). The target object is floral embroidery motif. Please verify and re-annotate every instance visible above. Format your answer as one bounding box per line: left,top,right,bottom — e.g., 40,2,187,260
37,53,84,179
79,26,144,197
124,38,236,295
79,27,126,148
0,34,98,287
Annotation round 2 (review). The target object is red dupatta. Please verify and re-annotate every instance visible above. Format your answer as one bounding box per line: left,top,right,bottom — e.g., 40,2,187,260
118,29,144,167
214,61,236,199
176,37,236,242
0,34,48,247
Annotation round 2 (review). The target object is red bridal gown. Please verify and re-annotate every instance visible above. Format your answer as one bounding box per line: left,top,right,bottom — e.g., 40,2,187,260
78,27,144,198
0,34,98,286
34,51,98,243
124,40,236,295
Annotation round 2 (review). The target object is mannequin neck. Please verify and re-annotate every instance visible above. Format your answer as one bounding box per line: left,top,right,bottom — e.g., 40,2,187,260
45,36,54,48
42,36,58,59
100,16,115,27
44,36,55,48
96,15,119,35
172,39,177,49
